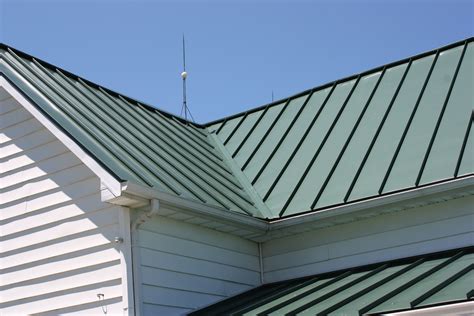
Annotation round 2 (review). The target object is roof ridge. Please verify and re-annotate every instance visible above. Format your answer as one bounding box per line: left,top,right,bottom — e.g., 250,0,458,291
203,36,474,127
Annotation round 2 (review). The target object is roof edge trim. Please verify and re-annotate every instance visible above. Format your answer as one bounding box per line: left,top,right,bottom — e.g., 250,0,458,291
117,175,473,232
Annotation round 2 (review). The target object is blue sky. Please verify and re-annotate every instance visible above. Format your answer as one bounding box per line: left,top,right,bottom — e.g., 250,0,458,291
1,0,472,123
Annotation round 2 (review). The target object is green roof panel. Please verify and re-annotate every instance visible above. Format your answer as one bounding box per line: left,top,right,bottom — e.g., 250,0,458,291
420,43,474,184
190,247,474,316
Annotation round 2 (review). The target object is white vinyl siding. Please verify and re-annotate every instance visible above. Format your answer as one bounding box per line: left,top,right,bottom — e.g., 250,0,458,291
134,214,261,315
0,94,125,315
263,195,474,283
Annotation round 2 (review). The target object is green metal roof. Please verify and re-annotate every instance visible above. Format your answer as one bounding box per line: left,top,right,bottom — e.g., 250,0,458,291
207,38,474,218
189,247,474,315
1,38,472,219
0,45,260,216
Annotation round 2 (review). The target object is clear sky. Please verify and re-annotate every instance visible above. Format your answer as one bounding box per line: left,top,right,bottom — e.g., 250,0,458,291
0,0,472,123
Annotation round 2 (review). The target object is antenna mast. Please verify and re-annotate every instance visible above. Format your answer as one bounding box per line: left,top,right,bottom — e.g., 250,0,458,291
181,35,194,123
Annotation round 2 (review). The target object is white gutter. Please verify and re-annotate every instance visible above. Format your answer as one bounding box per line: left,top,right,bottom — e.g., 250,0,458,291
121,182,269,232
121,176,473,233
270,175,474,230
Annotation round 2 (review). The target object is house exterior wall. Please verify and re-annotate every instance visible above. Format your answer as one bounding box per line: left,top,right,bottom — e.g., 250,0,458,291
0,93,129,314
133,214,261,315
262,194,474,283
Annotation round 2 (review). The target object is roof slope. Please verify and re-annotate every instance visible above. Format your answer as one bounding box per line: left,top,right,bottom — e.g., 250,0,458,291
1,38,472,219
190,246,474,315
0,45,260,216
207,38,474,218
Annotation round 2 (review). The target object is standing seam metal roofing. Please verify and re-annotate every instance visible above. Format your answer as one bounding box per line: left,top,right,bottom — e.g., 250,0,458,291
1,38,472,219
207,38,474,218
0,45,260,216
189,246,474,315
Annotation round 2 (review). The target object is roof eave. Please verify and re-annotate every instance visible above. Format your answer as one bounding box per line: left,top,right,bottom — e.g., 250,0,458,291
111,176,473,240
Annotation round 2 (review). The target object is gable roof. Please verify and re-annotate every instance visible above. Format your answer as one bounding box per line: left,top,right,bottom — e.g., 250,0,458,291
0,45,260,217
1,38,472,219
189,246,474,315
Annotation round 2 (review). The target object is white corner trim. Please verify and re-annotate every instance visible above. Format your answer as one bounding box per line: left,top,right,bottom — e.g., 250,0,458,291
0,75,122,196
117,207,135,316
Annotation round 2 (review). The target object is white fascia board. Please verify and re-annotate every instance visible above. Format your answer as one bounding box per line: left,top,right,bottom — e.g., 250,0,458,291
0,75,122,196
121,181,269,232
121,176,473,235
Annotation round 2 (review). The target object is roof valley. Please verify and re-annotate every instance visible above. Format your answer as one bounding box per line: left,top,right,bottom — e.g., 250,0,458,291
207,131,273,219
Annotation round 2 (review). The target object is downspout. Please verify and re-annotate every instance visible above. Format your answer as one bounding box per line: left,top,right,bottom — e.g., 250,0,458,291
129,199,161,315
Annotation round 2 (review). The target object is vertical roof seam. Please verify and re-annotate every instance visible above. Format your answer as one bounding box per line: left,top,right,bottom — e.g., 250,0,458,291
454,114,473,177
378,50,440,194
279,76,362,215
251,91,314,185
344,59,413,202
242,98,291,172
311,68,387,209
416,41,469,185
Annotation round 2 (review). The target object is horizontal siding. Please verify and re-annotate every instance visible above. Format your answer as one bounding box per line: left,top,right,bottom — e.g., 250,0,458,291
136,215,260,315
263,195,474,282
0,96,124,314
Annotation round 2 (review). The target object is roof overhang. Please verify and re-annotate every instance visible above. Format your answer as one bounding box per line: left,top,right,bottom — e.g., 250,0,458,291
106,175,473,241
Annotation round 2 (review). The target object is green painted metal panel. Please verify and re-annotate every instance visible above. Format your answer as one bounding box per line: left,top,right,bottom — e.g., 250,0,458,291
329,263,413,315
190,248,474,316
244,95,307,199
250,89,330,208
371,253,474,313
269,271,369,315
320,64,407,206
233,102,287,168
420,269,474,306
242,278,335,315
458,121,473,176
224,111,262,155
265,81,355,215
303,265,401,315
383,46,463,193
237,101,287,180
420,43,474,184
216,117,243,143
349,54,435,201
300,71,381,210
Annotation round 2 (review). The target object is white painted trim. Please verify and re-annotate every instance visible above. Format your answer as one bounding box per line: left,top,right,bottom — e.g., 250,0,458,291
270,176,474,230
120,177,473,236
131,199,160,231
121,181,269,232
117,207,134,316
385,301,474,315
0,75,122,196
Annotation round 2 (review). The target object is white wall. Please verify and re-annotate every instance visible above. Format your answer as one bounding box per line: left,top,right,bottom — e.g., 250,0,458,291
134,214,261,315
263,194,474,283
0,92,128,315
